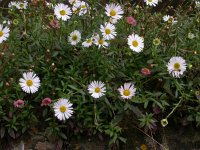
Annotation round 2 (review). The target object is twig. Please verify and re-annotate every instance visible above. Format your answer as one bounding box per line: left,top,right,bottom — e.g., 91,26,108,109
132,124,168,150
150,130,157,150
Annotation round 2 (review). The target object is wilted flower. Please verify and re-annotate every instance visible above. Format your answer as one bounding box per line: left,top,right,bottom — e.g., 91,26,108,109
153,106,161,114
48,15,54,20
127,7,133,13
161,118,168,127
41,97,52,106
195,91,200,100
50,19,60,29
109,18,118,24
12,19,19,25
126,16,137,26
141,68,151,76
188,32,195,39
153,38,161,46
14,99,25,108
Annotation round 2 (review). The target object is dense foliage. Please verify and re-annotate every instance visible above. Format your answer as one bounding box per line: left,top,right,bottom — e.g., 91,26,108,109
0,0,199,149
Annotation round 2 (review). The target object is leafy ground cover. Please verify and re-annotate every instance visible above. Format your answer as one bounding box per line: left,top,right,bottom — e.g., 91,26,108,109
0,0,199,149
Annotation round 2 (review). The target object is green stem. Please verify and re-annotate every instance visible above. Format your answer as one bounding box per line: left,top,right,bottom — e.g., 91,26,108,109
0,7,9,10
94,99,98,125
166,98,182,119
166,79,184,119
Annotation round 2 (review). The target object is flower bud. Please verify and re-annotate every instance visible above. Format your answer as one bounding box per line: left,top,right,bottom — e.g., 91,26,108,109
153,38,161,46
161,118,168,127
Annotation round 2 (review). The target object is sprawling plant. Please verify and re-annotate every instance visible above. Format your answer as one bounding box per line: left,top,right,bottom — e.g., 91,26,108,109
0,0,199,148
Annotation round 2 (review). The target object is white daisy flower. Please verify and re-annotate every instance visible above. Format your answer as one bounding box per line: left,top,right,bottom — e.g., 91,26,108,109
68,30,81,45
144,0,158,7
19,72,40,94
100,22,117,40
16,1,28,9
167,56,187,78
8,1,18,8
163,15,170,22
105,3,124,20
195,1,200,8
88,81,106,99
69,0,81,5
82,37,93,47
127,33,144,53
0,24,10,44
163,15,177,25
53,98,73,121
79,1,89,16
72,1,80,14
54,3,72,21
118,83,136,99
94,34,109,48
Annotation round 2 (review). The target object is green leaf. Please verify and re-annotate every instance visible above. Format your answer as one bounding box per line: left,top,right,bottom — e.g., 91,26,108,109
59,133,68,140
119,137,127,143
0,127,5,139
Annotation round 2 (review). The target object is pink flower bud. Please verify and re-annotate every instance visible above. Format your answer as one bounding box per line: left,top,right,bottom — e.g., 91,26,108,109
50,19,60,29
41,97,52,106
14,99,25,108
153,106,161,114
126,16,137,26
141,68,151,76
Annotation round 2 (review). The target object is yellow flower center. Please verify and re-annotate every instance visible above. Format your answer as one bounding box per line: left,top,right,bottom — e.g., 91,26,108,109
123,89,130,96
168,18,173,24
0,31,4,37
140,144,147,150
19,3,24,8
132,40,139,47
26,80,33,87
105,28,111,35
72,35,78,41
59,105,67,113
73,0,76,4
81,5,86,9
174,63,180,70
60,10,66,16
99,39,104,45
147,0,152,2
86,38,92,43
95,87,101,93
110,9,116,16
